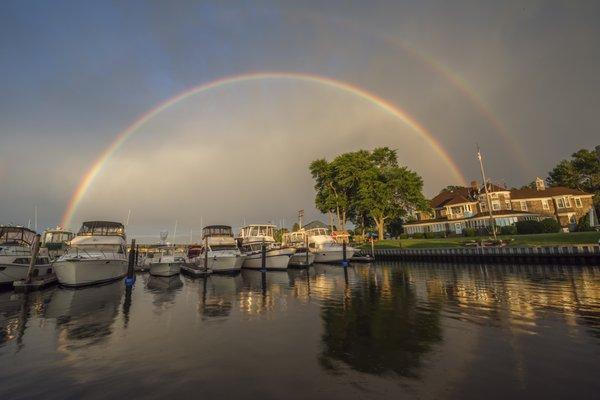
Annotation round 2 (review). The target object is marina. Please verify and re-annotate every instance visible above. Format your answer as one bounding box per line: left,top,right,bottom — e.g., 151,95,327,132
0,262,599,399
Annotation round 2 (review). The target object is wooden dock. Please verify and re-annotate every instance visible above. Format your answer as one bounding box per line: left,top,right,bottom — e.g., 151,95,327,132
372,245,600,265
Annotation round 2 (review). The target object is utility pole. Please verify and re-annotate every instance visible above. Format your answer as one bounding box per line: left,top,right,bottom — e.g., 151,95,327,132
477,145,497,240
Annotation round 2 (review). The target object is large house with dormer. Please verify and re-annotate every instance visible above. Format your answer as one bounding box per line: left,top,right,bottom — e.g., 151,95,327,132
404,178,595,235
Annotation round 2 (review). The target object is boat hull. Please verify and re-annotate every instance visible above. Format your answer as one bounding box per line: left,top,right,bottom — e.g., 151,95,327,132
206,254,243,273
288,252,315,267
149,262,181,277
312,248,356,263
242,248,294,270
53,259,128,287
0,263,53,285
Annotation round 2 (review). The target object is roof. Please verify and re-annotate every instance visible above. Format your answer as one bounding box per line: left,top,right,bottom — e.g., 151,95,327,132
81,221,124,229
478,182,509,194
430,187,476,208
203,225,232,230
510,186,591,199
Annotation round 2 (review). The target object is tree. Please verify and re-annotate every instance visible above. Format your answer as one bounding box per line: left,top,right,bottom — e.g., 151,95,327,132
548,148,600,208
292,223,300,232
438,185,464,194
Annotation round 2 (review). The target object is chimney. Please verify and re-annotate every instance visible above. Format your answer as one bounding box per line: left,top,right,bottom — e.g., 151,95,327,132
535,177,545,191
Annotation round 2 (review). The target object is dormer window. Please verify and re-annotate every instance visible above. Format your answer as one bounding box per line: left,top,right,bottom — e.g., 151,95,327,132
575,197,582,208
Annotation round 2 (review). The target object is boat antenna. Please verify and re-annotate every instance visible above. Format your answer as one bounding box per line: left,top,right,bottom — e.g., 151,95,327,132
34,205,38,232
477,144,497,240
172,220,178,246
125,209,132,227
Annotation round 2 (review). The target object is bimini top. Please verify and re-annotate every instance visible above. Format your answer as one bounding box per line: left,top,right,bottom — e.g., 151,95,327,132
0,226,37,247
78,221,125,237
202,225,233,238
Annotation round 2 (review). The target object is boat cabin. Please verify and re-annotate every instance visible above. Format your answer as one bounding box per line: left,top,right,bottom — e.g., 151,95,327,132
202,225,234,238
42,228,74,247
77,221,125,237
238,224,276,240
0,226,37,248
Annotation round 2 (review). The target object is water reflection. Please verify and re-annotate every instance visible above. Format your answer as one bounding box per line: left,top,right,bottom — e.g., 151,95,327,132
0,263,598,399
319,265,443,377
44,282,123,350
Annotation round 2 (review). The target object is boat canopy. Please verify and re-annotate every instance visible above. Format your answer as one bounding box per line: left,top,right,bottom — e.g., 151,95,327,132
78,221,125,237
0,226,36,246
43,229,74,244
202,225,233,238
307,228,329,236
239,224,276,238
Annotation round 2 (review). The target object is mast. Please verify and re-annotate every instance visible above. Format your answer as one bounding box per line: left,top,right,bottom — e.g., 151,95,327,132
477,145,497,240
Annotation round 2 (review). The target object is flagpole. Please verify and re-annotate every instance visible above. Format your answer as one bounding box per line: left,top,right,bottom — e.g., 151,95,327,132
477,145,497,240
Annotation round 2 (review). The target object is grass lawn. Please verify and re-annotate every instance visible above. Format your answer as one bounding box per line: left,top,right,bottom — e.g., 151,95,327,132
361,231,600,249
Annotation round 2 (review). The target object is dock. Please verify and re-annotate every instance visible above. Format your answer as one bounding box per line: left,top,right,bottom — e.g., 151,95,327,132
13,274,57,291
372,244,600,265
180,265,212,277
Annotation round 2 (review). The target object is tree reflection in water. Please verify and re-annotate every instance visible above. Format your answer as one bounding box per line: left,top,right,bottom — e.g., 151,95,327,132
319,267,443,377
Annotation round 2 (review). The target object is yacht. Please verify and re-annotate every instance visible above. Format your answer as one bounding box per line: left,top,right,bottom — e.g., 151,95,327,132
237,224,295,270
306,228,356,263
282,231,315,267
0,226,52,285
148,245,182,277
53,221,129,287
193,225,243,273
42,227,74,260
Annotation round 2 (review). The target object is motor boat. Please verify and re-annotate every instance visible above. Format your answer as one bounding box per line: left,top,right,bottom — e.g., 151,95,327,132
306,228,356,263
0,226,52,285
148,245,182,277
282,231,315,267
42,226,74,260
191,225,243,274
53,221,128,287
237,224,295,270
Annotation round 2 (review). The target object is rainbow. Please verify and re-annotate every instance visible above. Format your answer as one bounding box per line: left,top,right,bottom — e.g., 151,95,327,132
61,71,467,228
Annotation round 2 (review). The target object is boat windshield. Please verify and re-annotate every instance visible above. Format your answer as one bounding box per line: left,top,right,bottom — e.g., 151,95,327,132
203,225,233,238
43,231,73,244
0,227,36,247
210,244,238,251
78,221,125,237
307,228,329,236
240,225,275,237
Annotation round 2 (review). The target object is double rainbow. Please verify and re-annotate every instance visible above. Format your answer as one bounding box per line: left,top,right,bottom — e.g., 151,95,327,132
61,71,467,228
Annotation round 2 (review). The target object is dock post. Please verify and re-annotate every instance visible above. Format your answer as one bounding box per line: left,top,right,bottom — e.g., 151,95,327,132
261,239,267,272
25,234,41,284
370,237,375,260
204,236,208,270
125,239,136,287
342,241,348,267
134,244,139,268
305,235,309,267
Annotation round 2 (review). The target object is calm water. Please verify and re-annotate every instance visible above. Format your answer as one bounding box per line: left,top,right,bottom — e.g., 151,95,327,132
1,263,599,400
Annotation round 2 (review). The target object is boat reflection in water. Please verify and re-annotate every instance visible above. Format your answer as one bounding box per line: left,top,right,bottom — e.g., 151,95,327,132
198,274,243,319
146,275,184,312
44,282,124,350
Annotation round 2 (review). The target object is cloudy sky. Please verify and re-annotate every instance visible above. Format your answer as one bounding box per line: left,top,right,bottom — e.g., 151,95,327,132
1,1,599,240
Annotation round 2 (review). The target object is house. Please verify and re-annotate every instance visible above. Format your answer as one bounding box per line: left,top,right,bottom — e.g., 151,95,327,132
404,178,594,235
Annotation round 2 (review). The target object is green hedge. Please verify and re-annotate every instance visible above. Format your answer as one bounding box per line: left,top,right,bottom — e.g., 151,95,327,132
540,218,561,233
500,225,517,235
516,218,561,234
462,228,477,237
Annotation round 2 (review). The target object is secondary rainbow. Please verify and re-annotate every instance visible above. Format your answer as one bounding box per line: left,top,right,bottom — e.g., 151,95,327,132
61,71,467,228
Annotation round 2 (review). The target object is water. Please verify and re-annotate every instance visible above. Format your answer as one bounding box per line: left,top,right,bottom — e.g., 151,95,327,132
1,263,599,400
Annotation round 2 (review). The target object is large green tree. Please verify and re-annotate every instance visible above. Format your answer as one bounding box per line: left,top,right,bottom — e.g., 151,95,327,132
310,147,429,239
548,147,600,207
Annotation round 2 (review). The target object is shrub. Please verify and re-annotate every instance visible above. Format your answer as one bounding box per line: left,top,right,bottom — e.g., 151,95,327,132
424,232,436,239
540,218,561,233
500,225,517,235
462,228,477,237
576,213,594,232
515,220,544,234
412,233,424,239
398,233,409,239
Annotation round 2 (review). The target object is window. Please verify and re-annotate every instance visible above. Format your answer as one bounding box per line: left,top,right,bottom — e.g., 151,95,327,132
505,200,511,210
575,197,582,208
557,198,565,208
542,199,549,210
465,204,472,212
521,201,528,211
492,201,501,211
565,197,571,207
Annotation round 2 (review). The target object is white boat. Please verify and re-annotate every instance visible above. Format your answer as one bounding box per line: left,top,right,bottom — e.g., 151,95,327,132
282,231,315,267
192,225,243,274
0,226,52,285
42,227,74,260
53,221,128,287
306,227,356,263
237,224,295,270
148,246,182,277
